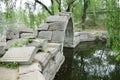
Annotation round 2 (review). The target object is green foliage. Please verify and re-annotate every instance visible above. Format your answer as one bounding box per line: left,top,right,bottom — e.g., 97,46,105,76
25,38,33,43
105,0,120,56
9,38,33,48
10,41,23,48
0,62,19,69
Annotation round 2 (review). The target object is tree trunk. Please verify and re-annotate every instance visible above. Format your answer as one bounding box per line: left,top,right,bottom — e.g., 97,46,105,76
81,0,88,30
51,0,54,15
55,0,61,12
66,0,76,12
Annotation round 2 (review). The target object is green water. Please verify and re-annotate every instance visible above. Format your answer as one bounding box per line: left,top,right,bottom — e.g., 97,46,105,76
54,42,120,80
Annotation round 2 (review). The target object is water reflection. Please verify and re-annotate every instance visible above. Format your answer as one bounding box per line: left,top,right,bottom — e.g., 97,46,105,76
54,42,120,80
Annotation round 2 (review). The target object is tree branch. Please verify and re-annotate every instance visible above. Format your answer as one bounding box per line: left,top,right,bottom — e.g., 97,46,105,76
35,0,53,15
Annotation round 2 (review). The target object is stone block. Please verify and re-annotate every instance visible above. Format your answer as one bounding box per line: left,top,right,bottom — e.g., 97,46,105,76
34,52,51,68
20,33,36,39
19,71,45,80
28,39,48,52
52,52,65,72
38,31,52,40
43,60,56,80
74,32,80,37
59,12,72,16
59,12,72,19
48,43,62,51
52,31,64,43
18,27,34,33
46,16,68,23
48,22,65,31
1,47,38,64
47,47,60,57
38,23,49,30
43,53,65,80
5,30,19,40
0,46,5,57
19,62,42,75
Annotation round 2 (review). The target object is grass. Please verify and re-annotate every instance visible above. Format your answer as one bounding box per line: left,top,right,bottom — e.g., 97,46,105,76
0,62,19,69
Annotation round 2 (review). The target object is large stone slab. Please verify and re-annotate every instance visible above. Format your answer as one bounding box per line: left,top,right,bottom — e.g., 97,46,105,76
48,22,65,31
19,71,45,80
19,62,42,75
34,52,51,68
1,47,38,64
52,31,64,43
46,16,68,23
0,67,18,80
38,24,49,30
38,31,52,40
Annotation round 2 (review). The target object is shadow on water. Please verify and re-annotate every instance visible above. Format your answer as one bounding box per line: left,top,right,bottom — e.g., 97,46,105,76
54,42,120,80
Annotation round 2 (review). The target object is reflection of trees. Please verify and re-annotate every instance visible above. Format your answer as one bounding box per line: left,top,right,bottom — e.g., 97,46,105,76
55,42,119,80
55,48,74,80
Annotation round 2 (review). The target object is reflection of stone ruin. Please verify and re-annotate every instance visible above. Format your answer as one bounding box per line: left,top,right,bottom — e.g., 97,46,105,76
0,12,96,80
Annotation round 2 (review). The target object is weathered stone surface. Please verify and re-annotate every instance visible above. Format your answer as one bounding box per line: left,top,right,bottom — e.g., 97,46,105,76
27,39,48,51
73,36,80,47
18,27,34,33
5,39,27,49
59,12,72,19
59,12,72,16
48,43,62,51
1,47,38,64
38,24,49,30
5,30,19,40
48,22,65,31
19,71,45,80
0,67,18,80
19,62,42,75
47,47,60,57
43,52,65,80
43,60,56,80
20,33,36,39
0,46,5,56
38,31,52,40
46,16,68,23
74,32,80,37
34,52,51,68
52,31,64,43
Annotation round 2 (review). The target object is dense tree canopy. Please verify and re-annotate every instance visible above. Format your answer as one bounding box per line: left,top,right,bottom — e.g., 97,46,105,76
0,0,120,54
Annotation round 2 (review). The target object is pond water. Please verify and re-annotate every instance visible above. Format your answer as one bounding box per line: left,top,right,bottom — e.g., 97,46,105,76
54,42,120,80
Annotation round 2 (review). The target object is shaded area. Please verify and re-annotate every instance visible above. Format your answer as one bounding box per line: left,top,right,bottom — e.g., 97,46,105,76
55,42,120,80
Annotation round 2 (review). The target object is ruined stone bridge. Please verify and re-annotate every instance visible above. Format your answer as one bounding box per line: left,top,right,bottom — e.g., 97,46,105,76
0,12,96,80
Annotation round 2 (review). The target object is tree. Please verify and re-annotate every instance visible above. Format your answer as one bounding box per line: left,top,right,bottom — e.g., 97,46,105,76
35,0,54,15
81,0,89,30
105,0,120,59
